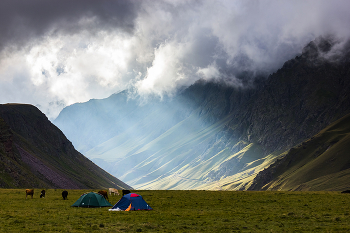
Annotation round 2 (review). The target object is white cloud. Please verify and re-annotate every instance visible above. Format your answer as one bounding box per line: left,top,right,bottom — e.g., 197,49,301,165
135,41,193,97
0,31,141,119
196,63,220,81
0,0,349,119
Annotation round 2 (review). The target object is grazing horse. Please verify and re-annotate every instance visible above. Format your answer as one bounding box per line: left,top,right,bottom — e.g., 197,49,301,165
40,190,46,198
122,190,131,196
62,190,68,200
109,188,120,196
26,189,34,199
98,190,109,200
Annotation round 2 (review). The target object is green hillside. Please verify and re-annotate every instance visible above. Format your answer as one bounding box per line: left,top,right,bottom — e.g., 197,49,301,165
250,113,350,191
1,189,350,232
0,104,131,189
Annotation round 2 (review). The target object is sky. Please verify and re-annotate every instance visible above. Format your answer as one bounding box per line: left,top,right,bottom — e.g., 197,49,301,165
0,0,349,120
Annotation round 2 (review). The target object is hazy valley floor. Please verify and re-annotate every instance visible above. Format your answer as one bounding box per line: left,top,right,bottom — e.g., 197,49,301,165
0,189,350,232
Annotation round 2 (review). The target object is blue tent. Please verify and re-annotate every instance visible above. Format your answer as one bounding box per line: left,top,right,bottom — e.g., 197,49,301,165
109,193,152,211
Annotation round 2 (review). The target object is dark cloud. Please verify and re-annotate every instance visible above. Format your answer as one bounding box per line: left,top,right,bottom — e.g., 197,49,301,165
0,0,350,119
0,0,137,51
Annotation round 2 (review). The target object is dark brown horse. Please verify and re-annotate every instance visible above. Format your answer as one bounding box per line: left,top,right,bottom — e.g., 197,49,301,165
98,190,109,200
26,189,34,199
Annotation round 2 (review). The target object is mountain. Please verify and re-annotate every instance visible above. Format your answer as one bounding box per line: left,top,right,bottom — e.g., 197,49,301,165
54,37,350,190
248,112,350,191
0,103,132,189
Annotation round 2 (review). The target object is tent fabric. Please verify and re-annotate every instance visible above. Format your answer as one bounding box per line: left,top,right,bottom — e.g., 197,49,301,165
109,193,152,211
71,192,112,208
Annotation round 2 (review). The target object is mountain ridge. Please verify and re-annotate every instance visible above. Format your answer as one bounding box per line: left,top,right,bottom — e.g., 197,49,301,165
54,37,350,190
0,103,132,189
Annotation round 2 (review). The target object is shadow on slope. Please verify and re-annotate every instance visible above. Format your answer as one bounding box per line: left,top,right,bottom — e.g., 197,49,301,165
249,113,350,191
0,104,131,189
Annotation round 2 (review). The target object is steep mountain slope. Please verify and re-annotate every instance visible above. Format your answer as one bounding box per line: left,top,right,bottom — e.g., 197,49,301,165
0,104,132,189
54,37,350,190
245,38,350,153
55,84,269,190
249,112,350,191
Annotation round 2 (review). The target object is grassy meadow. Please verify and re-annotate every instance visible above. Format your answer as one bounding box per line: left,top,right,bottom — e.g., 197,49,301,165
0,189,350,232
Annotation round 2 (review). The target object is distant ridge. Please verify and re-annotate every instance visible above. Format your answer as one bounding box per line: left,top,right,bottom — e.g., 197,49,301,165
0,103,132,189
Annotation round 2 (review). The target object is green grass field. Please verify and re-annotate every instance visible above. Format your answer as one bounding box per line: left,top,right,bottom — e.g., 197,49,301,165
1,189,350,232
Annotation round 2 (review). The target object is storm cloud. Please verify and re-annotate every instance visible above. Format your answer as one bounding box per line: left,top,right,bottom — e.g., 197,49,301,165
0,0,136,50
0,0,349,119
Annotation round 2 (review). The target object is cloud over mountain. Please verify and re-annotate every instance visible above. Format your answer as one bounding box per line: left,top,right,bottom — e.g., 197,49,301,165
0,0,349,119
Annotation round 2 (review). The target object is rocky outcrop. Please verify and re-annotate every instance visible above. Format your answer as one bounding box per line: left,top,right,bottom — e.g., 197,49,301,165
229,37,350,153
16,145,80,189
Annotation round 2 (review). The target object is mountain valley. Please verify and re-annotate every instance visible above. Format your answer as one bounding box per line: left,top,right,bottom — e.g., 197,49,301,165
53,37,350,190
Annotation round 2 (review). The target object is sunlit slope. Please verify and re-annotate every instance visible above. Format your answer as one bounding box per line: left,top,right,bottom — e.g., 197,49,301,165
138,144,278,190
86,109,279,189
195,151,284,190
120,114,233,189
85,103,185,162
251,113,350,191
